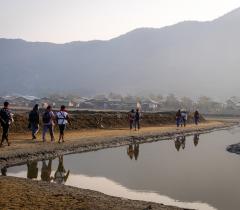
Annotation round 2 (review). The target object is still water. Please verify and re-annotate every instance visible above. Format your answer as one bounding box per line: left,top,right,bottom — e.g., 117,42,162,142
6,126,240,210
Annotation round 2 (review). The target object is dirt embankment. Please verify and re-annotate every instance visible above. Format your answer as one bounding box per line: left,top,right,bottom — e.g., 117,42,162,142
0,176,184,210
10,110,205,133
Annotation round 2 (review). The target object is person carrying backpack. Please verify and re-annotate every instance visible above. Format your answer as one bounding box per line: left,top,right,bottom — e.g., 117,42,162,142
176,109,181,127
28,104,40,140
128,109,135,130
42,105,55,142
56,105,70,143
0,101,13,147
180,109,187,127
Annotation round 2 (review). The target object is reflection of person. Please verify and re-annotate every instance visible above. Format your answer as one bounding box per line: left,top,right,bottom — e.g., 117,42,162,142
181,135,186,149
27,160,38,179
1,167,7,176
53,156,70,184
134,144,139,160
193,133,200,146
127,144,134,159
41,159,52,182
174,136,181,151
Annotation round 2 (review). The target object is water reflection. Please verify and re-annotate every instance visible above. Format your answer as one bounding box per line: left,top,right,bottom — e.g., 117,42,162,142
27,161,38,179
174,134,200,151
193,133,200,147
36,156,70,184
41,159,52,182
127,143,140,160
7,129,239,210
1,167,7,176
174,135,186,151
53,156,70,184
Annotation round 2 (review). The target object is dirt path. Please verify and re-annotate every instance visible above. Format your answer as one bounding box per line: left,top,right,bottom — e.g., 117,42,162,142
0,121,233,168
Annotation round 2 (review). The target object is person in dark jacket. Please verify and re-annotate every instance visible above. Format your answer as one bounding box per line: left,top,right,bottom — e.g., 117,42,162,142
176,109,181,127
29,104,40,140
0,101,13,147
134,109,141,131
128,109,135,130
194,110,200,125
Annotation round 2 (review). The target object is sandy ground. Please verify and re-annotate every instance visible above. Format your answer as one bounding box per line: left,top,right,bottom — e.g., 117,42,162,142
0,176,184,210
0,121,235,210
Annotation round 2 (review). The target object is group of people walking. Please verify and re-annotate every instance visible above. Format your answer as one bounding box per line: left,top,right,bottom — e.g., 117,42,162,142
0,100,202,147
28,104,71,143
128,108,141,131
175,109,200,127
0,101,71,146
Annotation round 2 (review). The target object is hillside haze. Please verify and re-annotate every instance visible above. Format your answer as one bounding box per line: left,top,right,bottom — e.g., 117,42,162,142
1,8,240,98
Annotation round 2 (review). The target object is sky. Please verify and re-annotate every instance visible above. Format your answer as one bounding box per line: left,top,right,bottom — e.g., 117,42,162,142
0,0,240,43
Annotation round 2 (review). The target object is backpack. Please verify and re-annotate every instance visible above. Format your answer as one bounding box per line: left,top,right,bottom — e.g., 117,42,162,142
42,111,51,124
29,111,38,123
0,108,11,124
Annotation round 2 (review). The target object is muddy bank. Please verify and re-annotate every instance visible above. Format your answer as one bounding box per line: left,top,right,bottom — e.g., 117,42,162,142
0,176,184,210
227,143,240,154
9,110,205,133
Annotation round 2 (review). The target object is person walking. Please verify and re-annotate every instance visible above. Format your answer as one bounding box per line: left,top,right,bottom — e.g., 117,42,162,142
28,104,40,140
194,110,200,125
0,102,13,147
134,109,141,131
42,105,55,142
180,109,187,127
56,105,70,143
128,109,135,130
176,109,181,127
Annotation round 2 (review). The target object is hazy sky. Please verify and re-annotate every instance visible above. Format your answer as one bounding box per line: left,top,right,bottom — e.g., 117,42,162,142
0,0,240,43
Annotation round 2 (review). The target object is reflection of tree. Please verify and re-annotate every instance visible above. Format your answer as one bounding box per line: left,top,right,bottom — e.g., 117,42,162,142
53,156,70,184
27,161,38,179
41,159,52,182
193,133,200,147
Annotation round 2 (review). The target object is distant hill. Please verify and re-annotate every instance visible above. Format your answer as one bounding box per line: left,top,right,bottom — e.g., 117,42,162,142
1,8,240,98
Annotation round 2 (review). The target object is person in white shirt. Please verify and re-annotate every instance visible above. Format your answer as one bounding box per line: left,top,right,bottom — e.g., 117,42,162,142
56,105,70,143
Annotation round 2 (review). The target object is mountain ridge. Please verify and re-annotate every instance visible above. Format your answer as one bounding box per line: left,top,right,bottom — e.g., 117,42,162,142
1,7,240,99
